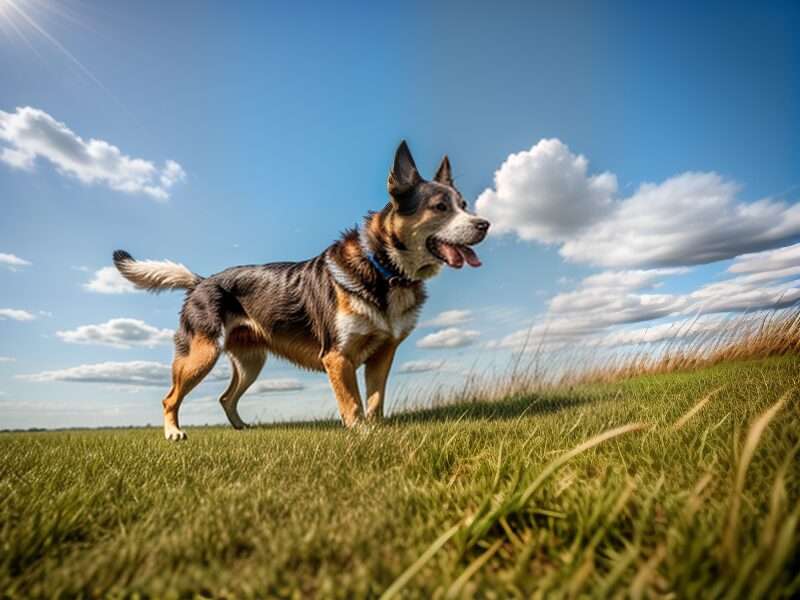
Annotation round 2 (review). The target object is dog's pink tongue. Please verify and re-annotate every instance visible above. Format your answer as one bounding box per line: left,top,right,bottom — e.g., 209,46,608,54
460,246,482,268
438,241,464,268
437,241,482,269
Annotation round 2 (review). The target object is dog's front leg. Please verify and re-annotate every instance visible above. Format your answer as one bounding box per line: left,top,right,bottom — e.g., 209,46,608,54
365,342,397,422
322,351,364,427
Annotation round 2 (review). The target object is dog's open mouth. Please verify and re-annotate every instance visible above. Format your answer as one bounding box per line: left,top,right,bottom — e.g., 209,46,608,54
427,237,482,269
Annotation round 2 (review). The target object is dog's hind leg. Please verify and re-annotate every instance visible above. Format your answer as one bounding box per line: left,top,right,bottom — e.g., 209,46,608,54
219,327,267,429
163,333,220,441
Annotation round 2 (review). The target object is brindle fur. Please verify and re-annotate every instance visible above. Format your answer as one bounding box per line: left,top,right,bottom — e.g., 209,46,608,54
113,141,489,440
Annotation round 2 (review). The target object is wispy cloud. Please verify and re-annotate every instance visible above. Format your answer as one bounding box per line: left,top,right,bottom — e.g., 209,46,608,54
19,360,229,387
18,360,172,386
417,328,480,349
420,309,472,328
0,308,36,321
0,252,31,271
397,360,447,374
489,249,800,351
249,379,305,393
0,106,185,200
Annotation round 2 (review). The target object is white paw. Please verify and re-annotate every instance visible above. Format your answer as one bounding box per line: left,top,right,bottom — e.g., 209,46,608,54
165,429,187,441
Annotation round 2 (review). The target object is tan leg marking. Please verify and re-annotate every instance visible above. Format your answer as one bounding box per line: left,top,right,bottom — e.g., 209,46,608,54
219,348,266,429
163,335,220,441
219,326,267,429
322,351,363,427
365,342,397,421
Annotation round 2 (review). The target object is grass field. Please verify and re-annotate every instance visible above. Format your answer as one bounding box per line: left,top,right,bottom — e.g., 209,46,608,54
2,354,799,598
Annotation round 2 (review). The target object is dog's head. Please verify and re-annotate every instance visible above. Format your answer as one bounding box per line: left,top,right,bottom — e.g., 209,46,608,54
378,141,490,280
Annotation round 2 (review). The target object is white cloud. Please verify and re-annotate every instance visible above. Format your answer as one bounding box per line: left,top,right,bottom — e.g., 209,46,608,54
688,278,800,314
19,361,172,386
489,251,800,351
477,139,800,269
476,139,616,243
729,242,800,275
417,327,480,349
420,309,472,328
686,242,800,314
488,269,688,350
561,173,800,268
0,308,36,321
397,360,446,374
56,318,173,349
0,253,31,270
18,359,232,388
547,269,686,325
83,267,137,294
249,379,305,393
0,106,185,200
598,317,726,347
0,356,16,363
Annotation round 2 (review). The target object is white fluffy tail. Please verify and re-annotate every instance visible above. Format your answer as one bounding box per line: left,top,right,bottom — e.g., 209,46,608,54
113,250,202,292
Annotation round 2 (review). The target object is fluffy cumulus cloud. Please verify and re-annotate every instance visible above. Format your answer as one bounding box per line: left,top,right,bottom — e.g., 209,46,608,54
477,139,800,269
0,253,31,270
249,379,305,393
476,139,616,243
417,327,480,349
0,106,185,200
84,267,137,294
0,308,36,321
420,309,472,328
397,360,446,374
56,318,173,349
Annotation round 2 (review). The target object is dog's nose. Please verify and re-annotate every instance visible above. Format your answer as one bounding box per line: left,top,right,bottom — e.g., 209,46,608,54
474,219,490,232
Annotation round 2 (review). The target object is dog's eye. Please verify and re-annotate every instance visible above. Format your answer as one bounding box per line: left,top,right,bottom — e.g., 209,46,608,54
434,202,449,212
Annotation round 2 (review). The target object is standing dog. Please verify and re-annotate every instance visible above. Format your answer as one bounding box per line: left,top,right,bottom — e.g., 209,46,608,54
114,141,489,440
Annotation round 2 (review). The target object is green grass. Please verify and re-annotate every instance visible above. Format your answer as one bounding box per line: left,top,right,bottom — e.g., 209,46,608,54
2,356,799,598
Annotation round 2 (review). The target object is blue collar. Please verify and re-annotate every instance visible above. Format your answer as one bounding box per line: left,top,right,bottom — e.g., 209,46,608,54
367,252,407,284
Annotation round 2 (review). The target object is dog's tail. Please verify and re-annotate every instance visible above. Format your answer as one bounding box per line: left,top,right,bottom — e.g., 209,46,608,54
113,250,203,293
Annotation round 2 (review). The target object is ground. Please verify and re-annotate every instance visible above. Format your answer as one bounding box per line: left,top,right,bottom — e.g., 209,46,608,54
2,355,799,598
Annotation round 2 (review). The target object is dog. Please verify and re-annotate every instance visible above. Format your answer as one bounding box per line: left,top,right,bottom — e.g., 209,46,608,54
114,141,489,440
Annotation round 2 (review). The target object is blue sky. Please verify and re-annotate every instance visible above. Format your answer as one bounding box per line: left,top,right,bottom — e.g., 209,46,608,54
1,0,799,429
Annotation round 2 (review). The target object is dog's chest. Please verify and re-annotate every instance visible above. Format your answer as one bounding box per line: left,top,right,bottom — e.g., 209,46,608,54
335,287,420,363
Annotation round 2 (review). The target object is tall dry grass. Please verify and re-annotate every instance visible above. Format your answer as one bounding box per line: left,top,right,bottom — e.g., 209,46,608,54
393,305,800,413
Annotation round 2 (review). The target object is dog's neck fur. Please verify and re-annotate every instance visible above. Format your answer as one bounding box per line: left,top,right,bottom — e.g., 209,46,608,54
358,207,442,282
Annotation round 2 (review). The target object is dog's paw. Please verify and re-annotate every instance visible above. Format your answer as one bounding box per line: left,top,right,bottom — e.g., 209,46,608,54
165,429,188,441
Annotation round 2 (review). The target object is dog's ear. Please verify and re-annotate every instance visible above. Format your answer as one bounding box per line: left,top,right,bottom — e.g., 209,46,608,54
388,140,422,200
433,155,454,187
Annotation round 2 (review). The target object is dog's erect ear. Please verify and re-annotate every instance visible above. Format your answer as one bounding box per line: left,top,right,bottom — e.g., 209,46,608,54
388,140,422,199
433,155,454,187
